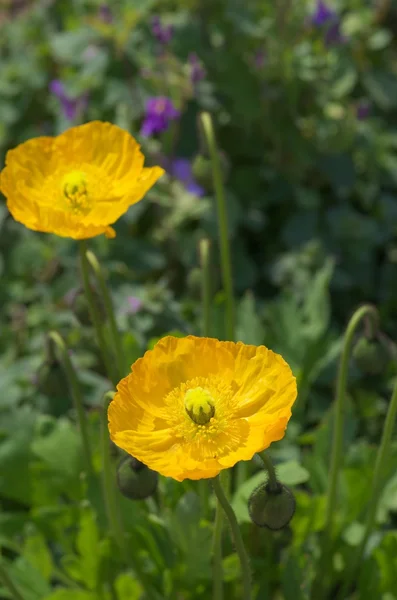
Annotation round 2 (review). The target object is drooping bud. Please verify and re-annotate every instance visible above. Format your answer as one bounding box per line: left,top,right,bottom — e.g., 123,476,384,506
248,481,296,530
116,456,158,501
352,335,391,376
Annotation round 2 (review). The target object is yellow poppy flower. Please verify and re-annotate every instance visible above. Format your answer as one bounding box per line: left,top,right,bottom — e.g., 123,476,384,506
108,335,297,481
0,121,164,239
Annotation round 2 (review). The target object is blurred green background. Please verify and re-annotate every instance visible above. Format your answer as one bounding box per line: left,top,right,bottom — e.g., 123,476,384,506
2,1,397,599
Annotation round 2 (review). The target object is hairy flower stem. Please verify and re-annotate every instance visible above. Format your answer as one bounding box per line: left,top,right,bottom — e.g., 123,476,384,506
79,241,118,386
258,451,279,492
0,562,24,600
85,250,126,379
317,304,379,596
212,470,225,600
101,392,158,600
48,330,93,475
337,376,397,600
213,475,252,600
200,112,235,342
199,238,212,516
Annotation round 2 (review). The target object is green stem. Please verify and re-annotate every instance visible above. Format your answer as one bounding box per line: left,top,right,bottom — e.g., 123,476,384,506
85,250,126,380
199,238,212,338
316,304,378,597
200,112,235,341
199,238,212,518
337,376,397,600
79,242,118,386
101,392,158,599
258,451,279,492
212,476,251,600
48,331,93,475
325,304,378,538
0,561,24,600
212,474,224,600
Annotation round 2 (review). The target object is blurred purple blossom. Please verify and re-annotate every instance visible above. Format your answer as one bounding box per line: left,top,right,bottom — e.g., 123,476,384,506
253,49,267,69
189,53,206,84
99,4,113,23
127,296,143,314
166,158,205,197
356,100,371,120
151,16,173,45
141,96,180,136
310,1,346,46
311,0,336,26
49,80,88,121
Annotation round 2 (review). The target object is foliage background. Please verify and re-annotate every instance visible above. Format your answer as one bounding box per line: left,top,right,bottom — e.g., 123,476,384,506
1,0,397,599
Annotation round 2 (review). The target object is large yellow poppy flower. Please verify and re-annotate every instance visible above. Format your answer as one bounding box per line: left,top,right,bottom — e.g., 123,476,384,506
108,336,297,481
0,121,164,239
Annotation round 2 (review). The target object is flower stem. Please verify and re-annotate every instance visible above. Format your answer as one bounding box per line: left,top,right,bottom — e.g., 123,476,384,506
0,562,24,600
199,238,212,338
212,474,224,600
101,392,158,599
200,112,235,342
79,241,118,386
85,249,126,379
325,304,378,538
316,304,378,596
48,330,93,475
337,375,397,600
212,475,252,600
258,451,279,492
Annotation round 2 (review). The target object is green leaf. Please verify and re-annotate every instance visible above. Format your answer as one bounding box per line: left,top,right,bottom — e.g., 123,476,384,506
22,530,53,582
0,556,51,600
42,591,97,600
363,71,397,110
276,461,310,486
236,291,264,346
76,507,100,590
115,573,142,600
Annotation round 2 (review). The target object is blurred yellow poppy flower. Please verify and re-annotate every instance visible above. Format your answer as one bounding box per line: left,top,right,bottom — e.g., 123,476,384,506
0,121,164,239
108,335,297,481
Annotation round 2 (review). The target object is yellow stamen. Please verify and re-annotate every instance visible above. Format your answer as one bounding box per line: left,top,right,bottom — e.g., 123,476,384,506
184,386,215,425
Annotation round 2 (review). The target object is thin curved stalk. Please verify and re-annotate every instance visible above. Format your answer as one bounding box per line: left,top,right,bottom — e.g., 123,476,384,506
48,331,93,474
213,475,251,600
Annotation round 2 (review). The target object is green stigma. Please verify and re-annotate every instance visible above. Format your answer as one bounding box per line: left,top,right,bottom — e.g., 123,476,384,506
184,387,215,425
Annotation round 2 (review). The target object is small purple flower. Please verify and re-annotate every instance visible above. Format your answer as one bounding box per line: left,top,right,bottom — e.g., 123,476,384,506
356,100,371,121
253,49,267,69
310,1,346,46
188,53,206,84
141,96,180,137
127,296,143,314
49,80,88,122
99,4,113,24
151,16,173,45
311,0,336,26
169,158,205,197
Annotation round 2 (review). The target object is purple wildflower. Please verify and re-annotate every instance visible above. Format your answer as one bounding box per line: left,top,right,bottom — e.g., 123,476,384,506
98,4,113,23
253,49,267,69
49,80,88,122
356,100,371,121
310,1,346,46
141,97,180,137
311,0,336,26
127,296,143,314
188,53,206,84
151,16,173,45
169,158,205,197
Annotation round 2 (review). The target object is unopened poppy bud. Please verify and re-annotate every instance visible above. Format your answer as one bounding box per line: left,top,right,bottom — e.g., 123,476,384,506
353,336,390,375
116,456,158,501
248,482,296,530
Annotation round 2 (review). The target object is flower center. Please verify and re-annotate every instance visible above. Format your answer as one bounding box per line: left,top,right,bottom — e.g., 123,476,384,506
184,386,215,425
155,99,167,114
62,171,90,214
